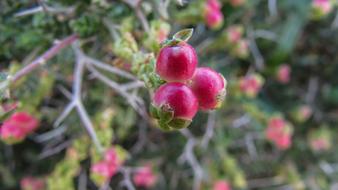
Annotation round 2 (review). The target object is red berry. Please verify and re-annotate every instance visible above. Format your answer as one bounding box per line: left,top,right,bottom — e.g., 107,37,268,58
189,67,226,110
153,83,198,129
156,43,197,82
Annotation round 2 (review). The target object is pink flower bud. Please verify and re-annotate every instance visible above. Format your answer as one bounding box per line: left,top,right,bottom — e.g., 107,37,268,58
20,177,45,190
312,0,332,17
275,133,291,150
239,74,264,98
231,39,249,59
294,105,312,122
91,161,115,182
204,6,224,29
133,166,157,188
226,25,244,44
276,64,291,84
308,128,331,152
265,116,293,150
213,180,231,190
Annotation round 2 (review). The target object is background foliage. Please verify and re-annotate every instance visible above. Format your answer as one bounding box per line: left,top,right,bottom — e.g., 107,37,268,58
1,0,338,189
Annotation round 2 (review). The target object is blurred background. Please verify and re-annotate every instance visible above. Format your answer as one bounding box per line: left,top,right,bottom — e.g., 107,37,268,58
0,0,338,189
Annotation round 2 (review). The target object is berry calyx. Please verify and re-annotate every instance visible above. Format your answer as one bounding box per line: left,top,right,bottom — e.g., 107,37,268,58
152,82,198,129
189,67,227,110
156,29,197,82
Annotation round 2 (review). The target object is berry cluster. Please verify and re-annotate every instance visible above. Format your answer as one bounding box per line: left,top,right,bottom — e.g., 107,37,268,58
265,116,293,150
0,111,39,144
204,0,224,29
151,29,227,130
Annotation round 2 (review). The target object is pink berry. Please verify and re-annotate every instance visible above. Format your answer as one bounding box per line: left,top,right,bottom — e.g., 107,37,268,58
189,67,226,110
133,166,157,188
156,42,198,82
213,180,231,190
205,7,224,29
207,0,222,10
153,82,198,120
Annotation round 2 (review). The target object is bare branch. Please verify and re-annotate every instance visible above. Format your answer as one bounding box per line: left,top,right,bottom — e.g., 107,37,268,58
10,34,78,83
201,111,216,149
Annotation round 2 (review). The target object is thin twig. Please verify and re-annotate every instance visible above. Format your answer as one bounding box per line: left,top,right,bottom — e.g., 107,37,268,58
10,34,78,83
247,28,264,71
201,111,216,149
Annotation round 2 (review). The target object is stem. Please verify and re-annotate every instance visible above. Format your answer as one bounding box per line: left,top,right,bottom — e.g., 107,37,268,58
10,34,78,83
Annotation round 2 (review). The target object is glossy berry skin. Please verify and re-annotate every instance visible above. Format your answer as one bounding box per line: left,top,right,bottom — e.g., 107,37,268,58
189,67,226,110
153,82,198,120
156,43,197,82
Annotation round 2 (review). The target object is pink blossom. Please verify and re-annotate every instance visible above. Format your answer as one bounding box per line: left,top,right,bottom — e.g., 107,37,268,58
313,0,332,15
265,116,293,150
226,25,243,44
1,112,39,143
213,180,231,190
133,166,157,188
310,138,330,152
275,133,291,150
20,176,45,190
91,161,115,181
276,64,291,84
239,74,264,97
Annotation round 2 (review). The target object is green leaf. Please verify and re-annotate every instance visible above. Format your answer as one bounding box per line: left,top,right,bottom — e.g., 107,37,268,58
173,28,194,42
150,104,160,119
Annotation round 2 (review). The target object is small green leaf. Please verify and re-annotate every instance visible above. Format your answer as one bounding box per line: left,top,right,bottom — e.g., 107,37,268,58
150,104,160,119
168,118,191,129
158,120,172,131
173,28,194,42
